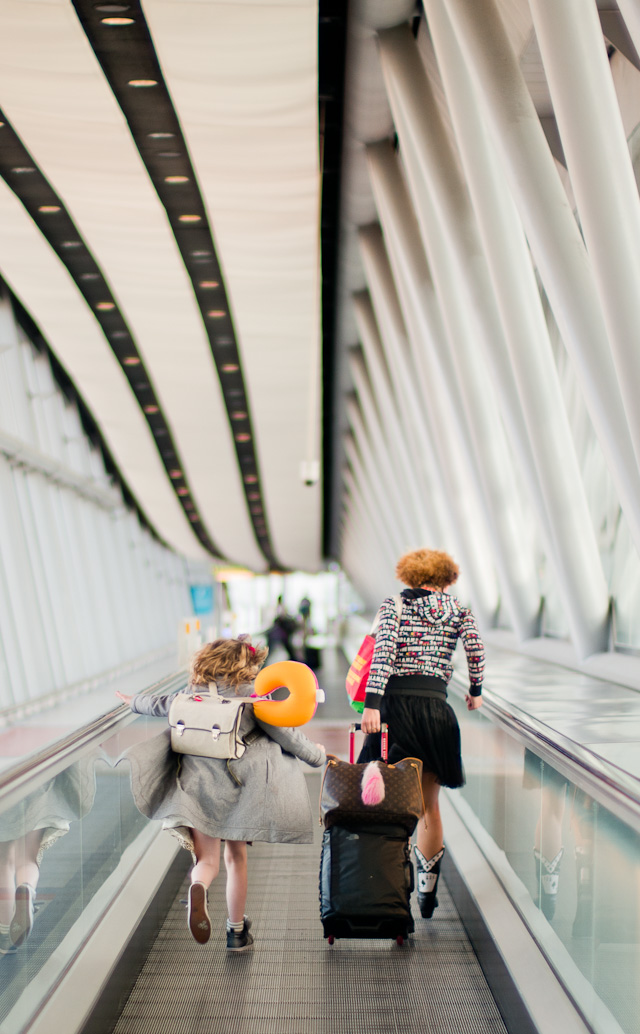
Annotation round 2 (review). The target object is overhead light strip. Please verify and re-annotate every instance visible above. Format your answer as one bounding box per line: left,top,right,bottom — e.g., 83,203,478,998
0,112,226,560
70,0,280,569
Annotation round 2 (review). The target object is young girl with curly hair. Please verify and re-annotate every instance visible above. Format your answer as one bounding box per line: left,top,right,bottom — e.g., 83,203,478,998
359,550,485,919
117,635,325,951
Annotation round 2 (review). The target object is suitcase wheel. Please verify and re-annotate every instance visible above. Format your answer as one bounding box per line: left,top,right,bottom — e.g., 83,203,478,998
327,935,335,945
396,935,404,946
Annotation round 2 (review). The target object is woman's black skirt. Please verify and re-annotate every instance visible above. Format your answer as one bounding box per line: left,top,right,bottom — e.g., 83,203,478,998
358,694,464,789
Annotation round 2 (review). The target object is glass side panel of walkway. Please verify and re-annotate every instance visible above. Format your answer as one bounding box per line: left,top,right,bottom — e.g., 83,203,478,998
2,646,638,1034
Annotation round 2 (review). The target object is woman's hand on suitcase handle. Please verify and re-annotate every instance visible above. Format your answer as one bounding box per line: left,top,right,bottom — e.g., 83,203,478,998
361,707,381,734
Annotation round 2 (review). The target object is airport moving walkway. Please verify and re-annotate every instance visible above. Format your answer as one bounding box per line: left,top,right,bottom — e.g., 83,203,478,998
0,649,638,1034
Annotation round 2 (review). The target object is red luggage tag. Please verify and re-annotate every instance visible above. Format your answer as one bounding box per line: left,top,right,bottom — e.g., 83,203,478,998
349,723,388,764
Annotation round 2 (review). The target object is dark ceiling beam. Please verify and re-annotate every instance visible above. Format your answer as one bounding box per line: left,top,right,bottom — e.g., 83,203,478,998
319,0,349,560
0,112,223,558
70,0,281,569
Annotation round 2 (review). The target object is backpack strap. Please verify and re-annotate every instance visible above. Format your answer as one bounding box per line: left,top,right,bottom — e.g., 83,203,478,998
370,594,403,635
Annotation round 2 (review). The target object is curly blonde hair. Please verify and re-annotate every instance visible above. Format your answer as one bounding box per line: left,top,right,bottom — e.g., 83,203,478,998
395,549,459,590
189,635,268,690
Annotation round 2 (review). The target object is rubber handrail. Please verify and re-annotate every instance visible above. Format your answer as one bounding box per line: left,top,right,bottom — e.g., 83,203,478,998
450,671,640,831
0,670,186,812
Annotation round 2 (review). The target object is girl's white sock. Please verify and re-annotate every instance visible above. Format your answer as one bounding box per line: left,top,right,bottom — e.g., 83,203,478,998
226,918,244,932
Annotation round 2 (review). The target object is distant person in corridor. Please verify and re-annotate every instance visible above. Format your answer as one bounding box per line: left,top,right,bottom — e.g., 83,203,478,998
359,549,485,918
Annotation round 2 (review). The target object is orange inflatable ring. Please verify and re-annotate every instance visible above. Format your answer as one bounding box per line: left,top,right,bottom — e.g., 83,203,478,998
253,661,318,727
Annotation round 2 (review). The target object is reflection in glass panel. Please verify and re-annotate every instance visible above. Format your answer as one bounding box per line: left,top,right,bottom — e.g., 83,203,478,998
451,695,640,1034
0,746,149,1027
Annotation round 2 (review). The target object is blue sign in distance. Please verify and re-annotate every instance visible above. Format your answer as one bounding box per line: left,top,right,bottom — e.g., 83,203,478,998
190,584,214,615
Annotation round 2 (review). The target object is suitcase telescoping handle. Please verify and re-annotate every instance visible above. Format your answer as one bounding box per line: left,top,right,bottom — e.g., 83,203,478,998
348,722,388,764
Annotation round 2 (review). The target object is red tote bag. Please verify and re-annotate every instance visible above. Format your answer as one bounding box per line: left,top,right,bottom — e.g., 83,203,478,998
345,634,376,714
345,597,402,714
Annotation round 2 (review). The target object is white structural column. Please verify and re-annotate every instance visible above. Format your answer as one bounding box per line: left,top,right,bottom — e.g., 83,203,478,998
617,0,640,58
528,0,640,471
365,148,499,627
343,470,397,589
357,223,498,607
367,138,537,640
443,0,640,558
346,399,410,557
351,295,438,547
422,3,610,656
348,352,418,549
354,244,450,550
343,432,402,567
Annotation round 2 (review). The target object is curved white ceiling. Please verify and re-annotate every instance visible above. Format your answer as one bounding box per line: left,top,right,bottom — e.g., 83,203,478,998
0,175,208,559
0,0,327,571
143,0,322,572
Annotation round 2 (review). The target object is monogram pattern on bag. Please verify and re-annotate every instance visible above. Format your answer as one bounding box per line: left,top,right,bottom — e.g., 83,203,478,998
321,756,423,834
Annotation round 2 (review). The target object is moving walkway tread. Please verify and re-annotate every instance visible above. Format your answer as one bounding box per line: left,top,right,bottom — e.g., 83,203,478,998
110,825,508,1034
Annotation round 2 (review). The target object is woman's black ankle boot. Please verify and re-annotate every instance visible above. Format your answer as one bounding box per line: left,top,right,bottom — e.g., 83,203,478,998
414,846,445,918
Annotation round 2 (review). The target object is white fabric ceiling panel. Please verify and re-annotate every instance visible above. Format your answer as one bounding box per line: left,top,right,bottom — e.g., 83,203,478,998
0,0,265,570
143,0,322,572
0,177,208,559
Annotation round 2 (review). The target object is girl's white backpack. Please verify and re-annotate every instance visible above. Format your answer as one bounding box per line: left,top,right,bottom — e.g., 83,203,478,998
168,683,248,760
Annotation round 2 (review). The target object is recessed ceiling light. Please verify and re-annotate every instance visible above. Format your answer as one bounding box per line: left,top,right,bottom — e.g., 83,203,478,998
96,301,115,311
110,330,129,338
101,16,134,24
157,151,182,158
128,79,158,88
177,487,189,496
179,214,201,223
236,433,251,443
231,411,247,420
38,205,61,213
144,404,159,414
123,357,141,366
191,250,211,258
61,240,82,249
189,514,199,523
199,280,219,289
222,363,239,373
208,310,226,318
165,175,189,184
11,166,35,174
251,506,262,514
244,475,258,484
248,492,260,501
81,272,100,280
184,500,194,510
0,122,5,128
148,131,174,139
169,469,182,479
95,3,131,11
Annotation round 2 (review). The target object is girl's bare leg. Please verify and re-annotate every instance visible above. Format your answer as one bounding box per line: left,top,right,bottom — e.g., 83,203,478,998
223,840,248,925
15,830,44,892
0,842,16,926
416,772,444,859
191,830,221,888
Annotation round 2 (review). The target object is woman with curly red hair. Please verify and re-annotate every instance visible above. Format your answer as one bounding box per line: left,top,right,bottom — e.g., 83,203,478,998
360,549,485,918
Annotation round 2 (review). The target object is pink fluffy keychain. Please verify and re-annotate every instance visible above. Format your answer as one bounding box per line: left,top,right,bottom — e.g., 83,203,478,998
361,761,386,805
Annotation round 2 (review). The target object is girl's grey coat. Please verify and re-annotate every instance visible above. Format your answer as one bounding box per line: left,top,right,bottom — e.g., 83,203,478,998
125,683,325,847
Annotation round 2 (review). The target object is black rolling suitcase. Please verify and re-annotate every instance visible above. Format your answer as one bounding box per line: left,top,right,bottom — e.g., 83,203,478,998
319,724,422,945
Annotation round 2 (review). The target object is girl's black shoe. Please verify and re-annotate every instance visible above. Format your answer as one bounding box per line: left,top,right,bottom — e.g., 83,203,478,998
226,917,254,952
